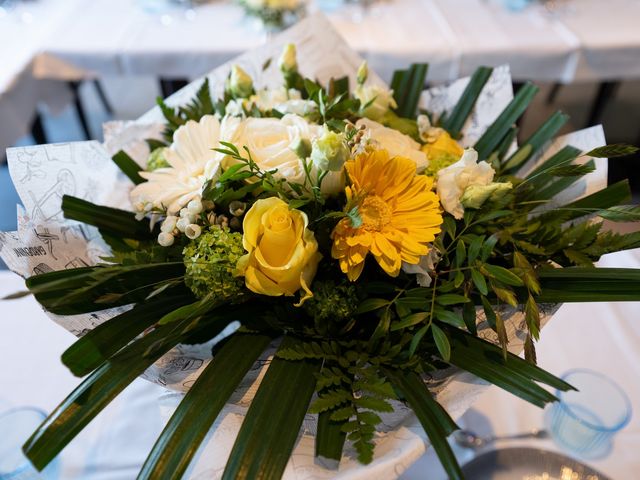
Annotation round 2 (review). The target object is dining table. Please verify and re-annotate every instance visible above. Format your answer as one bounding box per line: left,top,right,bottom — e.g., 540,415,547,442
1,246,638,479
2,0,640,154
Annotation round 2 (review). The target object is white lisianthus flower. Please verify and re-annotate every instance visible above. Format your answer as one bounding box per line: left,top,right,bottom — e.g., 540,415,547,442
311,128,350,172
436,148,495,219
356,118,428,172
461,182,513,209
402,247,441,287
212,113,322,184
131,115,223,215
354,84,397,121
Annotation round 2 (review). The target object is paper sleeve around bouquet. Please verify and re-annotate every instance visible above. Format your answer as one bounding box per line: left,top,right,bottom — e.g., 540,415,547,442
2,13,639,480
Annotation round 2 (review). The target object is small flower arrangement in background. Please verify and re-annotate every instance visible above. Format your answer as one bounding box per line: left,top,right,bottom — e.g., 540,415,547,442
237,0,305,31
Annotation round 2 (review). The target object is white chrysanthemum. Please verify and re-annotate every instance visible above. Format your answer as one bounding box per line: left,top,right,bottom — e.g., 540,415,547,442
131,115,223,215
436,148,495,219
356,118,428,172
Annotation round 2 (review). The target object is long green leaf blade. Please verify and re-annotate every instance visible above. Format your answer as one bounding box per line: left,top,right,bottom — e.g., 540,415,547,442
502,110,569,173
222,336,320,480
62,293,193,376
112,150,144,185
62,195,155,240
24,314,216,470
441,66,493,137
315,410,347,466
138,333,273,480
474,83,539,159
384,368,462,480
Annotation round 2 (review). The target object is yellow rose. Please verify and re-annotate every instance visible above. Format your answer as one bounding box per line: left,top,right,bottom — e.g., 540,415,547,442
236,197,321,300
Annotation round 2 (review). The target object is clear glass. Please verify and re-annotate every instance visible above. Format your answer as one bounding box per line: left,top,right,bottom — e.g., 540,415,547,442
545,369,632,458
0,407,59,480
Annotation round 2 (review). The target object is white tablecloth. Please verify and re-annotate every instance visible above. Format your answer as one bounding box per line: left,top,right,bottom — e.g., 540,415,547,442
3,0,640,155
1,248,639,479
26,0,640,84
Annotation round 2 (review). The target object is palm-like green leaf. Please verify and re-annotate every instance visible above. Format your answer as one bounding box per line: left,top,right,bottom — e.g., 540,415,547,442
315,409,347,467
138,333,273,480
62,292,194,376
474,83,538,159
384,368,462,480
502,110,568,173
24,313,223,470
222,336,320,480
26,262,186,315
112,150,144,184
537,267,640,302
62,195,156,240
441,66,493,137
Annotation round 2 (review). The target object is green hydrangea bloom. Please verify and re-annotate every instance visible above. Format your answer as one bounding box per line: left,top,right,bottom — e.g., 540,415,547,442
183,226,246,301
424,151,460,177
147,147,170,171
304,280,359,324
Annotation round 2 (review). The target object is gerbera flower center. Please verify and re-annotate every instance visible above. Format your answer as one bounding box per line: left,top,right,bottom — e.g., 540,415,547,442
359,195,392,231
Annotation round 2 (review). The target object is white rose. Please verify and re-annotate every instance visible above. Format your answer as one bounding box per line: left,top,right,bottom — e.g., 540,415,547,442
213,113,322,184
277,99,317,117
436,148,495,219
354,84,397,121
356,118,428,172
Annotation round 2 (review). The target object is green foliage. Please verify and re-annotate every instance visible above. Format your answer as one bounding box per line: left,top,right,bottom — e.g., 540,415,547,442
157,78,218,142
584,143,638,158
303,280,359,334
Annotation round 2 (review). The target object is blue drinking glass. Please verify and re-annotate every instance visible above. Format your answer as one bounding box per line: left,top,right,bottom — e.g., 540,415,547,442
0,407,59,480
545,369,632,458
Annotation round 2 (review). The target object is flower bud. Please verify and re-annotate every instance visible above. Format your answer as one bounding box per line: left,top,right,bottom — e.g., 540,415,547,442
202,200,215,211
290,137,312,160
187,198,203,215
215,214,229,229
179,208,196,223
227,65,253,99
161,215,178,233
229,217,242,231
158,232,175,247
176,217,190,232
185,224,202,240
229,201,247,217
461,182,513,209
356,61,368,85
278,43,297,74
311,128,350,172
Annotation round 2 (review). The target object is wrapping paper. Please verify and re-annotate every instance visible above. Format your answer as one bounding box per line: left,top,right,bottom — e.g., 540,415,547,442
0,13,608,479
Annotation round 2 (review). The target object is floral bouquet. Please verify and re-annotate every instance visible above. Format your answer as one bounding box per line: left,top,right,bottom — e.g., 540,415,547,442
237,0,305,32
3,14,640,480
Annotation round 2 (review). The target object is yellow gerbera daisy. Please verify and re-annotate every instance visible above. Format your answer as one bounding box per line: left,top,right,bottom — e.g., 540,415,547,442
331,149,443,281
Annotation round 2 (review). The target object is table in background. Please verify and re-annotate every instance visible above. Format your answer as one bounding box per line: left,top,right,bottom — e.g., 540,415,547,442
1,249,638,479
3,0,640,152
0,0,76,153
